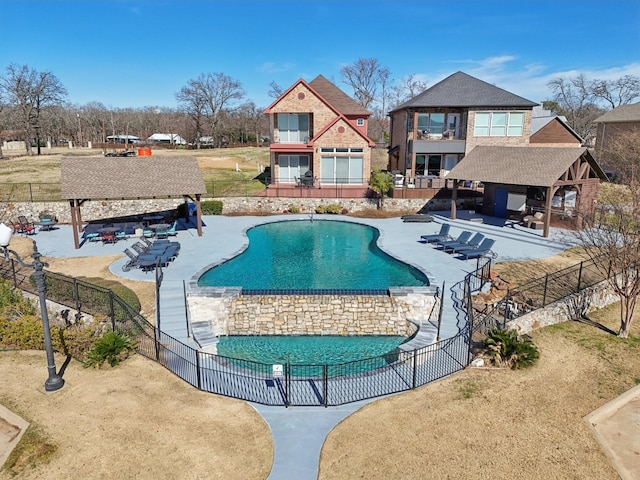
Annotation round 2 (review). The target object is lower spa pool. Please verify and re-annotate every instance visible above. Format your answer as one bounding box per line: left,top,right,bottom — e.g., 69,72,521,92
216,335,406,377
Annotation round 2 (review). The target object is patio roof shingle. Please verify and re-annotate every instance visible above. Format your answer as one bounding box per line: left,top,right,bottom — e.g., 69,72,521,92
60,156,206,199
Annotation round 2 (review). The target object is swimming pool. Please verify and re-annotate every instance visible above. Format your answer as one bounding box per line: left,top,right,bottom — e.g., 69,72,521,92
197,220,430,290
216,334,406,377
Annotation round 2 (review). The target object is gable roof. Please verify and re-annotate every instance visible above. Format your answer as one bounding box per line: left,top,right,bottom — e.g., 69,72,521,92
308,75,371,116
594,102,640,123
446,146,606,187
61,156,206,199
530,108,583,143
390,71,538,112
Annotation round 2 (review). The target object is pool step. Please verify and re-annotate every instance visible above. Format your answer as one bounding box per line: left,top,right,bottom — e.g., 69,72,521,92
191,321,219,353
399,320,438,352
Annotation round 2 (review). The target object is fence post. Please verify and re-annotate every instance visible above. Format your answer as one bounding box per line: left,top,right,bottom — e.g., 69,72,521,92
109,290,115,331
437,282,445,341
502,289,511,327
412,350,417,389
577,261,583,293
195,350,202,390
285,362,290,407
73,278,80,313
323,364,328,407
29,183,33,202
183,280,190,337
542,274,549,306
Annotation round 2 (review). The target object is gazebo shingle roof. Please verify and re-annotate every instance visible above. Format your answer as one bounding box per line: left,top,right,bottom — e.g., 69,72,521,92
61,156,206,199
390,71,538,112
446,146,604,187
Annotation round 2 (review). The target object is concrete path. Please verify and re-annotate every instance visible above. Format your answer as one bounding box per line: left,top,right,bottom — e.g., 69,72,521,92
17,211,618,479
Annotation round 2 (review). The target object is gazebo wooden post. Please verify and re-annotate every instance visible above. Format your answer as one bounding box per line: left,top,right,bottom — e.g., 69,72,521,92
69,199,80,249
543,187,553,238
195,194,203,236
451,181,458,219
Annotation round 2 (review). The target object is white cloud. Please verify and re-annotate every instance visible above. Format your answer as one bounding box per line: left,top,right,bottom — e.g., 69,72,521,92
257,62,295,74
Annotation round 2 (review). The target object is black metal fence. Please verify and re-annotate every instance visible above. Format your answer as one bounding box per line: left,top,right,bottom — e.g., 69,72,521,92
0,183,62,202
0,258,493,406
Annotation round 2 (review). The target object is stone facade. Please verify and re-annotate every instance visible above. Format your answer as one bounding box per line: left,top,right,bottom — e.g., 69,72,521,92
507,280,620,334
187,291,437,338
1,196,459,224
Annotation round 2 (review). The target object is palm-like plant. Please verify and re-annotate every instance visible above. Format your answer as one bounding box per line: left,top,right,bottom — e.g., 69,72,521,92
483,328,539,369
369,170,394,209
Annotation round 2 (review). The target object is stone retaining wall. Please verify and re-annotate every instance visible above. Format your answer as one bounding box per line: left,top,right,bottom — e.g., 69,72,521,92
508,280,619,334
187,291,437,337
1,196,476,224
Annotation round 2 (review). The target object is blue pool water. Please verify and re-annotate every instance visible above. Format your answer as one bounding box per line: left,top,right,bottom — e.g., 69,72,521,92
197,220,429,289
216,335,405,376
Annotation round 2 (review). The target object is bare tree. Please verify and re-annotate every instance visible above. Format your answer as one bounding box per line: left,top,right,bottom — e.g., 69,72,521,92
590,75,640,109
576,129,640,337
341,58,390,110
0,63,67,155
267,81,284,99
547,74,605,142
176,72,245,148
389,74,429,109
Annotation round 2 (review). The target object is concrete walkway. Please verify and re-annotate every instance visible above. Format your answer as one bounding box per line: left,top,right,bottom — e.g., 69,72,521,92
16,212,636,479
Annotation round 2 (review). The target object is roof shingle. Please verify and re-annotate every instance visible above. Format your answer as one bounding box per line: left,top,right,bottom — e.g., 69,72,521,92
60,156,206,199
390,71,538,112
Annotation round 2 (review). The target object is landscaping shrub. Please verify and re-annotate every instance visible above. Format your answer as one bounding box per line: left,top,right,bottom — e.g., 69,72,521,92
200,200,223,215
316,203,342,214
84,331,136,368
483,328,539,369
287,204,301,214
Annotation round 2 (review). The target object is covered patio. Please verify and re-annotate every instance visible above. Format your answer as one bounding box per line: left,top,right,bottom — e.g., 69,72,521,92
446,146,607,237
60,156,207,249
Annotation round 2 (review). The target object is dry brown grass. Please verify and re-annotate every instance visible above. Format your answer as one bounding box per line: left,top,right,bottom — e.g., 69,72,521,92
319,305,640,480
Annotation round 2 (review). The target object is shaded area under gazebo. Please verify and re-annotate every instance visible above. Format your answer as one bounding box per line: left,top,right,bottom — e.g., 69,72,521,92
60,156,207,249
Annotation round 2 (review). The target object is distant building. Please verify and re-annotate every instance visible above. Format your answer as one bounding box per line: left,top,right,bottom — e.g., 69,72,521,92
148,133,187,145
106,135,140,144
593,102,640,173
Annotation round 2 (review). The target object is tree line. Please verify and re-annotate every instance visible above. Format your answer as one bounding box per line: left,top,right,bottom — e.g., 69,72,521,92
0,60,638,157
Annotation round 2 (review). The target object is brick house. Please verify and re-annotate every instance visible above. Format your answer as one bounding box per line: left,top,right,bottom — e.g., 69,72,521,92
388,71,607,237
263,75,376,198
593,102,640,174
387,71,538,188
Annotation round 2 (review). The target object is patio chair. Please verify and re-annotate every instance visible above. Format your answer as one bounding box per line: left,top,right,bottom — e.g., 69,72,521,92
458,239,497,260
523,211,544,228
447,232,485,253
436,230,472,250
16,216,36,236
420,224,451,243
166,220,178,236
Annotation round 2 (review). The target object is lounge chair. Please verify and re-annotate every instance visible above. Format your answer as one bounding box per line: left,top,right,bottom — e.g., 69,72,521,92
436,231,472,250
523,211,544,228
447,232,485,253
420,224,451,243
458,239,497,260
16,216,36,235
166,220,178,236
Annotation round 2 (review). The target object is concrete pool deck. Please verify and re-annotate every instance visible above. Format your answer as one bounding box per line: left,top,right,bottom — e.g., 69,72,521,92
15,211,604,479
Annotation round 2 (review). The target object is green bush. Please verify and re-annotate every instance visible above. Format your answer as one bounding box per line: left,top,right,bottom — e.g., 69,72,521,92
201,200,223,215
325,203,342,214
483,328,539,369
315,203,342,214
287,204,301,214
84,331,136,368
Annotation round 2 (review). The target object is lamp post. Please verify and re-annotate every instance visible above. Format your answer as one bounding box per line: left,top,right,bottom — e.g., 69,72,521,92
0,223,64,392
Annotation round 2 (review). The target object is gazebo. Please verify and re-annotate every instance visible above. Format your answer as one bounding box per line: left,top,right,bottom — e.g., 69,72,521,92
446,146,607,237
60,156,207,249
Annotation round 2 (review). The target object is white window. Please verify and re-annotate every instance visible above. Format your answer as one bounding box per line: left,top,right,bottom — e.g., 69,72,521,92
320,147,363,184
417,113,445,135
356,118,364,126
278,155,309,182
276,113,309,143
474,112,524,137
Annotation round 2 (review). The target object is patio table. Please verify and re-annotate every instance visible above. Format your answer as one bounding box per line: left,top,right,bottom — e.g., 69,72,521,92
35,220,58,231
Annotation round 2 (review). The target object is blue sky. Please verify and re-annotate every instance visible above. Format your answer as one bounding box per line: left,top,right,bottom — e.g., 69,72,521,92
1,0,638,110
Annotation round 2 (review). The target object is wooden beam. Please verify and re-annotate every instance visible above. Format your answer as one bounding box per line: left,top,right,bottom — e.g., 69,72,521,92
451,181,458,219
69,199,80,249
195,194,203,237
543,187,552,238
